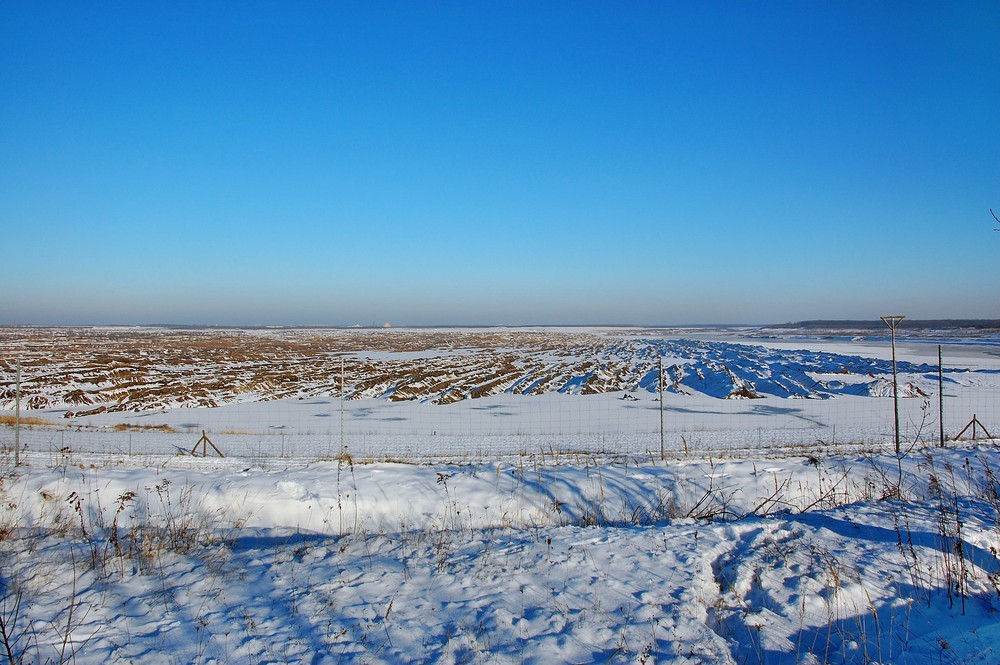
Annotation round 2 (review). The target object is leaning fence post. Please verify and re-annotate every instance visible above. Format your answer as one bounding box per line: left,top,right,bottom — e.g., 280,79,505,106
191,430,224,458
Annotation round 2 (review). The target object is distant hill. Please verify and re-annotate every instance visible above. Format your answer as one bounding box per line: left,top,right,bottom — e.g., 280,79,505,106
767,319,1000,331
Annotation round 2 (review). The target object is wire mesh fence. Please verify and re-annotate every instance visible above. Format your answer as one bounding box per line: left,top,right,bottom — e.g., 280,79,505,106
3,382,997,464
1,327,998,464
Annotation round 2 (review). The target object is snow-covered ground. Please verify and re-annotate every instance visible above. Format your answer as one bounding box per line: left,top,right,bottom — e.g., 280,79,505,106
3,326,998,462
4,446,1000,664
1,326,999,663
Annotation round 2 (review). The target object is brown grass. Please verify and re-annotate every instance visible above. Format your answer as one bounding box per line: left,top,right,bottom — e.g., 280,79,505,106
1,327,625,413
110,423,177,433
0,415,52,426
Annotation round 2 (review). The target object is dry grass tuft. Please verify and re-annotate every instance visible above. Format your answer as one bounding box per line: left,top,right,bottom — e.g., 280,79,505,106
0,415,52,426
109,423,177,433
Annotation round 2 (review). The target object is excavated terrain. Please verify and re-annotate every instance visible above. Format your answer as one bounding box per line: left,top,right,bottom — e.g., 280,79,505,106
0,326,937,418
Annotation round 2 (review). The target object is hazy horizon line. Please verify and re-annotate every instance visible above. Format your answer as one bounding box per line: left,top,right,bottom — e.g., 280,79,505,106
4,318,1000,331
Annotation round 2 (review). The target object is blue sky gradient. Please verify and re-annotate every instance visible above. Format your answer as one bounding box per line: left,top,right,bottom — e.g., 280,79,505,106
2,2,998,326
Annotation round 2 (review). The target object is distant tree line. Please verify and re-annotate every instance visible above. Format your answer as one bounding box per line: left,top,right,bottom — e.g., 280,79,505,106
768,320,1000,331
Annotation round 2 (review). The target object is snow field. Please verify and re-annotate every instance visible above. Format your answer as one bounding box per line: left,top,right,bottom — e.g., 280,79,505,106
2,445,1000,663
5,328,1000,460
2,328,999,663
7,379,998,463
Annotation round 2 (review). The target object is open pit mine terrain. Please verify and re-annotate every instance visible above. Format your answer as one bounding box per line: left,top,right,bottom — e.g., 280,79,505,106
0,325,961,420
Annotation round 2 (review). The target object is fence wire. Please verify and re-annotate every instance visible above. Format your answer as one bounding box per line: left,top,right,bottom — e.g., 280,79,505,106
1,329,998,463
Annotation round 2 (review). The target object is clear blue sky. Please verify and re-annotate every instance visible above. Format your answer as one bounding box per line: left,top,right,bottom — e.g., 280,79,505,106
2,1,998,326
